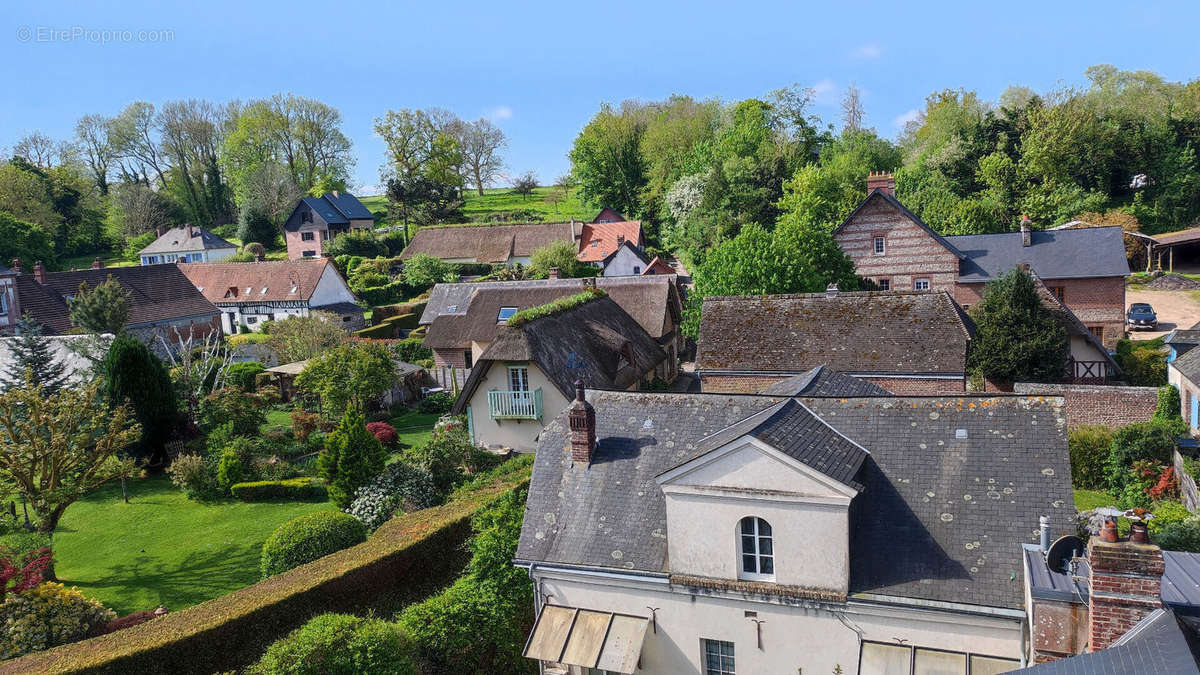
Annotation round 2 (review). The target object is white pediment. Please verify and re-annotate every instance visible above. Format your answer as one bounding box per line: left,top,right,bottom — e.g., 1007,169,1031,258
657,436,857,501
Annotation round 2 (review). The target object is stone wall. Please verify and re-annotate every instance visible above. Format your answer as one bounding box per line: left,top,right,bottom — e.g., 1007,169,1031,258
833,195,960,292
1012,383,1159,429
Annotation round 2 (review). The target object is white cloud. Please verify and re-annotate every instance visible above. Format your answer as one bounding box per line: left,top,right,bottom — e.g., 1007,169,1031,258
893,108,921,130
851,44,883,60
811,79,837,105
486,105,514,121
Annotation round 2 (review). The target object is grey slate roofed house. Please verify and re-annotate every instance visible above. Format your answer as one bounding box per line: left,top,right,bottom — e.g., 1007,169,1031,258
756,365,894,397
282,191,375,260
138,225,238,265
696,290,974,395
946,226,1131,282
1017,608,1200,674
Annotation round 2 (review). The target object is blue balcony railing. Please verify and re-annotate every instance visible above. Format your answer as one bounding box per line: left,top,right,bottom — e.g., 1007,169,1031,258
487,388,542,420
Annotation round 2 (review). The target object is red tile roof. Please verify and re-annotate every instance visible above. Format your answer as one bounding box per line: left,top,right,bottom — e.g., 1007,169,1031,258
577,221,643,262
641,257,675,275
178,259,335,304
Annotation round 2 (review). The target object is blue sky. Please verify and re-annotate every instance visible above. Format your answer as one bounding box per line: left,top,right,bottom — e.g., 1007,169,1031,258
2,1,1198,195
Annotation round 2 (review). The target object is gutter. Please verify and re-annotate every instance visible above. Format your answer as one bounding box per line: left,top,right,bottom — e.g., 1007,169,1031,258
514,560,671,584
849,592,1026,620
696,370,966,380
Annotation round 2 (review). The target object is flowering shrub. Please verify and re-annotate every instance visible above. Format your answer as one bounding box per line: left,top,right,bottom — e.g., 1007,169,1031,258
166,454,220,501
1150,466,1179,501
0,546,52,602
0,582,115,659
346,462,438,531
366,421,398,447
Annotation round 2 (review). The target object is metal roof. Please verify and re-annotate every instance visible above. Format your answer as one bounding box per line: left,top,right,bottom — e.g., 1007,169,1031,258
1023,545,1200,614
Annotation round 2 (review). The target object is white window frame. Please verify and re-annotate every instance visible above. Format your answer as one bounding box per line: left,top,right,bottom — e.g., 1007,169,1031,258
301,231,315,241
508,366,529,392
873,235,886,255
497,306,518,322
737,516,774,581
876,278,891,291
913,278,930,291
702,639,736,675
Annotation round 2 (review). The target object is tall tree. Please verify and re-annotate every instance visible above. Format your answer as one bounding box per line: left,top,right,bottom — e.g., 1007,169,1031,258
157,99,234,227
12,132,66,170
103,335,177,453
109,182,172,238
568,103,647,218
967,268,1069,383
460,118,507,196
2,317,69,395
74,115,115,195
68,276,130,334
318,409,386,509
0,375,139,534
841,83,865,132
110,102,170,187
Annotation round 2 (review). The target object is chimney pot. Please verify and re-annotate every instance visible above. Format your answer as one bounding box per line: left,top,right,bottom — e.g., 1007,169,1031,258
10,259,21,275
156,226,166,237
549,267,561,280
1130,520,1150,545
568,379,596,465
32,261,46,285
1040,515,1051,551
866,171,896,197
91,257,103,270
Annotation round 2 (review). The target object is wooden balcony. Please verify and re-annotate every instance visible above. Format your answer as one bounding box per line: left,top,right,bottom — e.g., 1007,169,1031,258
488,388,542,420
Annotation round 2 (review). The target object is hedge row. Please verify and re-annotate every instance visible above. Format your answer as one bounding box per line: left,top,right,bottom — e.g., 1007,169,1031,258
374,300,428,323
230,478,327,502
3,461,532,674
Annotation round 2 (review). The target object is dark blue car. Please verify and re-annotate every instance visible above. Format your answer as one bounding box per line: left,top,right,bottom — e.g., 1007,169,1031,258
1126,303,1158,330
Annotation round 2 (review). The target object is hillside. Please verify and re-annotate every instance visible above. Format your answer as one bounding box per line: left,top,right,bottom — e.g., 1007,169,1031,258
360,186,596,225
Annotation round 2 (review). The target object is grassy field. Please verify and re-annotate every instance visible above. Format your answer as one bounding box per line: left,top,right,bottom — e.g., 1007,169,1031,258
1074,488,1115,511
390,410,441,448
361,186,596,226
53,475,335,615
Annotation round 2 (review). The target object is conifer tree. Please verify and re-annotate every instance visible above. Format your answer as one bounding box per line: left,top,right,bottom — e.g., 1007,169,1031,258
319,409,386,509
3,316,69,394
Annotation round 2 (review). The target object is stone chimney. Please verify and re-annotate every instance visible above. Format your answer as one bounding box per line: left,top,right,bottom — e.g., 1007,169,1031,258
185,223,194,239
10,259,21,275
548,267,561,280
32,261,46,285
1021,215,1033,247
568,380,596,465
826,283,839,298
1086,519,1164,652
866,171,896,197
91,257,103,270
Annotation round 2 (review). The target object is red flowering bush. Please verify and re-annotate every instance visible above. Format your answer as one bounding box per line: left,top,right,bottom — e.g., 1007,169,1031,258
1150,465,1180,501
366,422,398,447
290,410,322,443
0,546,53,601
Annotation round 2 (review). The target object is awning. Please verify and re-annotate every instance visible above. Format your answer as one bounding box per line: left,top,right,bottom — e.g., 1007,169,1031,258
523,604,649,674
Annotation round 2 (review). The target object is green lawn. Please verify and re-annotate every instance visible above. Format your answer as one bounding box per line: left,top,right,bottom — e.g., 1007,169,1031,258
361,186,595,226
59,252,137,271
390,411,441,448
54,475,335,615
263,408,294,430
1075,488,1116,511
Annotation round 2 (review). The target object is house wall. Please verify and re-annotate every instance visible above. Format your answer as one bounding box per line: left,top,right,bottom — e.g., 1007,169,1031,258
530,568,1023,675
284,202,332,260
834,197,960,292
601,246,649,277
310,264,358,307
433,348,470,369
131,313,223,356
464,362,571,451
141,248,237,265
1170,366,1200,435
1011,383,1159,429
957,277,1126,349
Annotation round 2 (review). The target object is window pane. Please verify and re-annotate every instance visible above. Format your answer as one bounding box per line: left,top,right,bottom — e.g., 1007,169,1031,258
914,648,965,675
702,640,735,675
760,556,773,574
860,642,910,675
742,554,756,572
757,519,771,536
968,655,1020,675
759,537,772,555
741,518,754,535
742,534,756,552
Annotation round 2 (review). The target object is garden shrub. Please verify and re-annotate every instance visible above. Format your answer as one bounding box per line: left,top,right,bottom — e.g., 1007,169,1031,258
1156,384,1183,421
1150,500,1192,535
391,337,431,365
319,410,387,509
1157,518,1200,552
1068,425,1115,490
250,457,302,482
0,544,53,601
290,409,322,443
205,421,236,456
0,532,51,560
217,448,247,492
230,478,327,502
94,609,161,636
103,335,178,452
366,421,398,447
0,582,115,659
1105,418,1186,492
260,511,367,579
226,362,267,392
200,387,267,436
402,254,452,290
326,230,387,259
418,392,454,415
166,454,221,501
249,613,414,675
347,462,439,532
1115,338,1168,386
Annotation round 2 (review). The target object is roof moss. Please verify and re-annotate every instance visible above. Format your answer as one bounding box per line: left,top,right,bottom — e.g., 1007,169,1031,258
505,287,606,327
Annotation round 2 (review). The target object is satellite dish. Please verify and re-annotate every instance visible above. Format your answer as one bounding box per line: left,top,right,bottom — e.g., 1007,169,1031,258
1046,535,1086,574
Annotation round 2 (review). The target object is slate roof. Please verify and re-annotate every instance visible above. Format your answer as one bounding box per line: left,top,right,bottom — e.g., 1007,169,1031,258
1024,546,1200,614
1166,329,1200,346
696,291,973,375
578,221,643,263
1016,608,1200,674
598,240,651,269
322,192,374,220
451,295,666,412
1173,347,1200,384
422,276,681,349
400,222,580,263
757,365,894,397
517,391,1073,610
947,226,1131,282
14,267,219,335
138,226,237,255
178,259,344,304
299,196,349,225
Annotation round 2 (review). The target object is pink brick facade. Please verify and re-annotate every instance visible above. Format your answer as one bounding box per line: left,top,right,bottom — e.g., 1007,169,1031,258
1011,383,1158,429
957,277,1125,349
835,196,960,293
433,348,471,369
285,229,331,261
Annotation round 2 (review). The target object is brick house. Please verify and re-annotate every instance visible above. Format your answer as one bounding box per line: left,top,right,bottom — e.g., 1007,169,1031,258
282,191,375,260
834,173,1130,348
696,289,974,395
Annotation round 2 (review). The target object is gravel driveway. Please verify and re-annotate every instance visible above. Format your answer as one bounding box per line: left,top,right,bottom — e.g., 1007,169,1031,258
1125,287,1200,340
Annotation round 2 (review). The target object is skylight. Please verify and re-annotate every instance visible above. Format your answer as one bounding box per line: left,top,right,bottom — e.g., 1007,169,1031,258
497,307,518,322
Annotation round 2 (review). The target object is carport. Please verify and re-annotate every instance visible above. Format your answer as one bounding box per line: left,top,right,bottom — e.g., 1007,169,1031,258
1146,227,1200,273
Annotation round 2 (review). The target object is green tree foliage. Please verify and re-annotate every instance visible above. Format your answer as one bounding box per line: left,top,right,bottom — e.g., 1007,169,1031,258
225,362,266,392
510,171,537,200
569,103,648,220
198,387,266,436
398,487,532,673
776,129,902,230
1068,425,1115,490
966,268,1068,383
318,409,387,509
68,275,130,334
2,317,68,395
1156,385,1183,421
102,336,177,451
1104,418,1187,493
0,212,55,271
401,253,452,289
295,342,394,416
262,313,346,363
0,376,139,534
528,240,583,279
250,613,414,674
1114,338,1168,386
324,230,387,259
236,204,278,247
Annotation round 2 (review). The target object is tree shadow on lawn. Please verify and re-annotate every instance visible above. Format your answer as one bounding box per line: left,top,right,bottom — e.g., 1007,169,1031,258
58,541,263,615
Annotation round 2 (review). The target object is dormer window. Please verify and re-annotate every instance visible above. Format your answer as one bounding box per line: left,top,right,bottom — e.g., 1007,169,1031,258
301,210,312,224
738,517,774,581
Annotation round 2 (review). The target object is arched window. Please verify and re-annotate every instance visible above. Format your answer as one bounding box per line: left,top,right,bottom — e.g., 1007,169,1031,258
738,516,774,581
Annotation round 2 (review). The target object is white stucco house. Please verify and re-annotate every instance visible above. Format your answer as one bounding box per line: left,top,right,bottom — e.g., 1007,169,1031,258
517,389,1074,674
178,259,365,334
138,225,238,265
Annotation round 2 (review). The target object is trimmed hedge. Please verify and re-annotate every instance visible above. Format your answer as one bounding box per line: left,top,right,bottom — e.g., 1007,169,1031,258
249,613,414,674
1,460,531,674
353,312,419,340
260,512,367,579
230,478,327,503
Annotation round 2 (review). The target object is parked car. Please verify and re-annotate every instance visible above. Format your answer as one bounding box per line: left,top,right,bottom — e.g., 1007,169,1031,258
1127,303,1158,330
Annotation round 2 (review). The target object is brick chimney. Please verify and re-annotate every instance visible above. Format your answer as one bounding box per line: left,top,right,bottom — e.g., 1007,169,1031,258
568,380,596,465
866,171,895,197
548,267,561,279
155,226,166,237
1021,215,1032,247
616,234,625,247
1086,520,1164,652
32,261,46,285
91,257,103,269
185,223,194,239
10,259,21,275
